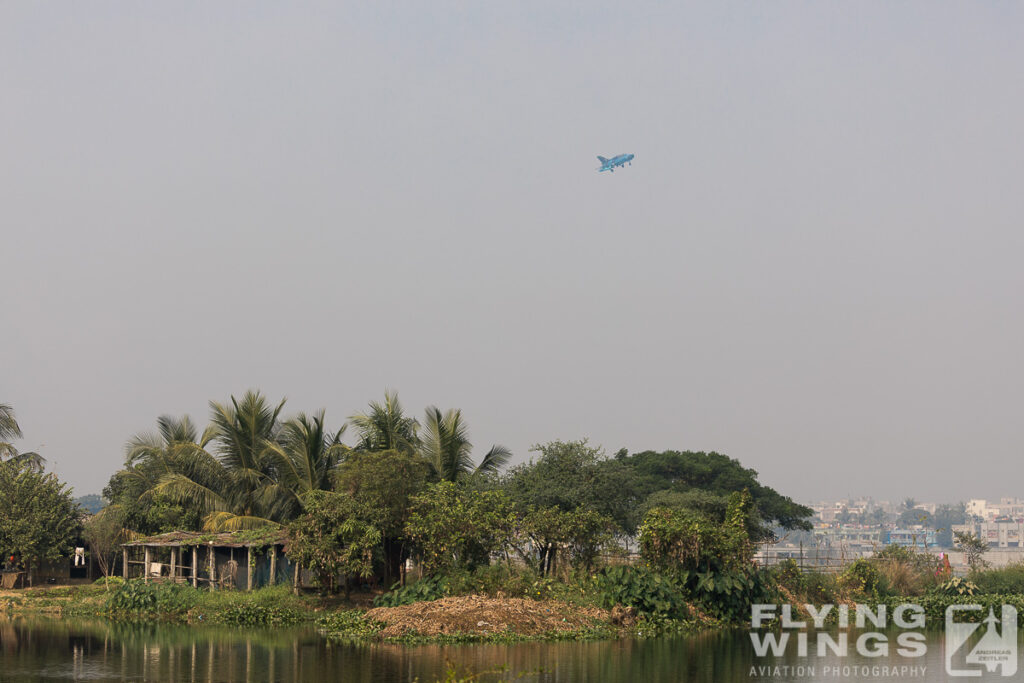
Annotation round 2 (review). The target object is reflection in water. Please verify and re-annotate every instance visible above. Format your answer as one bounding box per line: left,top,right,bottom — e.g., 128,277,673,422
0,618,1021,682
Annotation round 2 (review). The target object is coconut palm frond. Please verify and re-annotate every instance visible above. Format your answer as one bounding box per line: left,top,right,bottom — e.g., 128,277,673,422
476,444,511,476
349,390,418,452
0,403,23,442
203,512,279,532
153,472,230,515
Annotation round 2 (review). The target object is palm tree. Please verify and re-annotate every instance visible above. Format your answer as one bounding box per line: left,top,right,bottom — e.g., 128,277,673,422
0,403,44,470
104,413,218,533
418,406,510,482
349,391,419,453
265,410,347,516
155,390,286,530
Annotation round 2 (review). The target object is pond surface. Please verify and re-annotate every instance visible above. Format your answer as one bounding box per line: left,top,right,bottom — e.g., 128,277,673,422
0,617,1020,682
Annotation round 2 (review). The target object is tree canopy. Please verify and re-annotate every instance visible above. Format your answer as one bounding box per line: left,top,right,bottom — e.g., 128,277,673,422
0,460,82,581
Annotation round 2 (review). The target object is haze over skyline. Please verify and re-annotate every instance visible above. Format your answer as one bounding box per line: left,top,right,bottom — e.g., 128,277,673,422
3,2,1022,503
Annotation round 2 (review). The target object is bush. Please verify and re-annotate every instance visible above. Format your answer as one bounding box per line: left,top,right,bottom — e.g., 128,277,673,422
871,545,940,596
840,559,888,598
971,563,1024,595
106,580,197,616
931,577,978,597
94,576,125,587
802,571,840,604
594,565,689,619
373,575,448,607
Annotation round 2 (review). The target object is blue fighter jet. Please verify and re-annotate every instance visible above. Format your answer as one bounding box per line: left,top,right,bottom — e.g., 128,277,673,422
597,153,634,172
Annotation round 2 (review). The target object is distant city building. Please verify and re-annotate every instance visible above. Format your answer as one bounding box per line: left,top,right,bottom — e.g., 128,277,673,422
885,528,937,549
954,520,1024,548
812,525,883,553
964,498,1024,522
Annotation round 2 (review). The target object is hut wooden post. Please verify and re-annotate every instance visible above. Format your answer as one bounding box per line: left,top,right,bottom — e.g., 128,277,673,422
192,546,198,588
269,547,276,586
122,547,129,579
170,548,177,581
208,544,216,591
246,546,253,591
293,563,300,596
143,547,151,583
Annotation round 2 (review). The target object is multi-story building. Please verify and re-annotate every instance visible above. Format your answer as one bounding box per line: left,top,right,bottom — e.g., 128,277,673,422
954,520,1024,548
884,527,937,549
964,498,1024,522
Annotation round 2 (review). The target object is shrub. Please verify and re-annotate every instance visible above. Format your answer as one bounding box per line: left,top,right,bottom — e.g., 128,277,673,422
106,580,197,616
840,559,888,598
931,577,978,597
801,571,840,604
971,563,1024,594
594,565,689,619
373,575,448,607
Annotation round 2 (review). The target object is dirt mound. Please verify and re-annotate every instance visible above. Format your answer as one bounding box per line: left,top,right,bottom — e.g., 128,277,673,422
363,595,611,637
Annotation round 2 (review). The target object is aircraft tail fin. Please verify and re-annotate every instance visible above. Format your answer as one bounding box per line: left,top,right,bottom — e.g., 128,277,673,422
597,156,609,164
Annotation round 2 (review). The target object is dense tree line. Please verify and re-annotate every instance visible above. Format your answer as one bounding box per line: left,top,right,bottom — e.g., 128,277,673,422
0,404,81,583
97,390,812,587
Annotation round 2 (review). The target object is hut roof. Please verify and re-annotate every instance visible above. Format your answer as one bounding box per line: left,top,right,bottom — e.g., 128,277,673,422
122,529,288,548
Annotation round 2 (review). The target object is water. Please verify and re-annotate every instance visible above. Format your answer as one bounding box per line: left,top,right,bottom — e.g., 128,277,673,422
0,618,1019,682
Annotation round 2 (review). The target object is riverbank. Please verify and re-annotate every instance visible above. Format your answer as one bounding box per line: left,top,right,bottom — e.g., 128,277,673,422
0,578,715,643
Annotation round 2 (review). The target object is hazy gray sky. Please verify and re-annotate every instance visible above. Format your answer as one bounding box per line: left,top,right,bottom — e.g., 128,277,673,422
3,2,1022,503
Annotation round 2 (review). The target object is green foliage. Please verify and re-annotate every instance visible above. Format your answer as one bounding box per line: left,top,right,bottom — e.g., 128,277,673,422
621,449,814,537
349,391,419,453
286,490,381,593
405,482,516,574
374,575,449,606
840,558,888,597
870,545,942,596
106,581,307,624
970,563,1024,594
801,571,840,605
638,489,754,574
216,601,304,626
502,440,637,533
932,577,978,597
954,530,990,571
335,448,430,584
0,461,82,577
879,593,1024,625
94,575,125,587
318,609,386,639
83,506,126,579
106,581,197,616
594,565,689,619
419,406,510,482
519,505,617,575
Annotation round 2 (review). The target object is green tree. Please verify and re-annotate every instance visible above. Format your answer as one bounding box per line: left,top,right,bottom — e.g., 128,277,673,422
153,391,290,530
898,508,932,527
621,449,812,538
418,406,510,482
83,506,126,586
503,439,637,532
348,391,419,453
335,449,430,586
265,410,347,517
518,505,616,575
287,491,381,596
639,489,755,573
103,414,208,534
0,461,82,585
405,481,517,574
954,530,989,571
